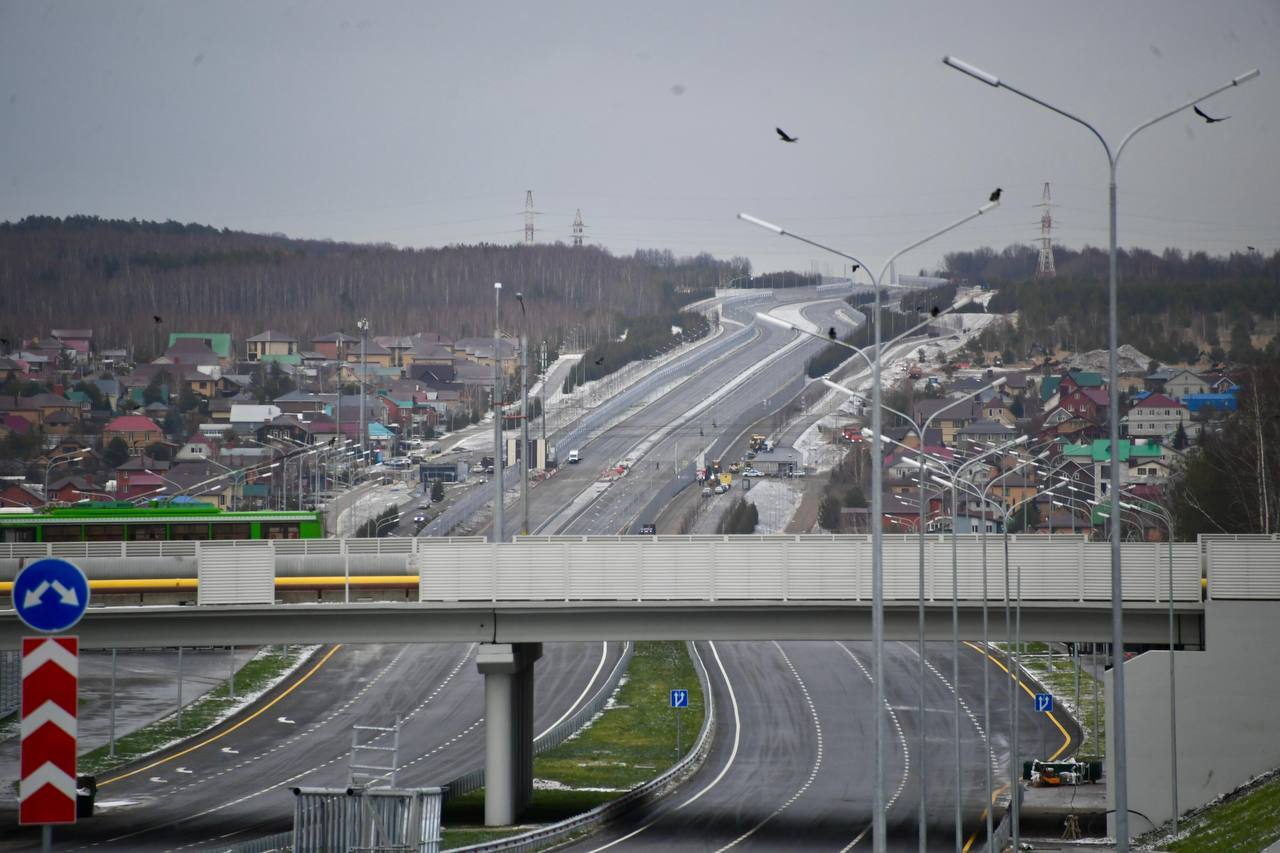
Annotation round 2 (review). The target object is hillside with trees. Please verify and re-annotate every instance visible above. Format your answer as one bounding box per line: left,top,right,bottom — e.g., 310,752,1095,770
0,216,748,357
941,244,1280,364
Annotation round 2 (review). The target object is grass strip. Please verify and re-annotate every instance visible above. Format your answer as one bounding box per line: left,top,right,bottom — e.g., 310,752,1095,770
1001,645,1105,759
1145,769,1280,852
78,645,316,778
442,641,705,847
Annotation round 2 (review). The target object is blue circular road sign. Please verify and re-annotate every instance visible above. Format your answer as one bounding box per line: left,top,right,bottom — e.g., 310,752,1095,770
13,558,90,633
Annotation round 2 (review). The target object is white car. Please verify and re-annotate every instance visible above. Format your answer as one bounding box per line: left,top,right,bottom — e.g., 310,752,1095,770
743,468,764,478
714,484,726,495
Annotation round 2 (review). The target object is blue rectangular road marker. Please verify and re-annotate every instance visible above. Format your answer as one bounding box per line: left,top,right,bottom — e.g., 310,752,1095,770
670,689,689,708
1035,693,1053,713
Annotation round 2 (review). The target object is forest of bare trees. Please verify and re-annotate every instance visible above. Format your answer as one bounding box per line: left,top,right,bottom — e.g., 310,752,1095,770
0,216,740,355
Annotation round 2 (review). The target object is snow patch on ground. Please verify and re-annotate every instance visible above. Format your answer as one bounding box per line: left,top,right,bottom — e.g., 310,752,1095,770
740,480,805,534
533,778,627,792
795,419,849,474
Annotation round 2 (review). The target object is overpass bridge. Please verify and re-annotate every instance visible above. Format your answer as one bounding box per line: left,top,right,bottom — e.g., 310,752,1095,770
4,534,1275,826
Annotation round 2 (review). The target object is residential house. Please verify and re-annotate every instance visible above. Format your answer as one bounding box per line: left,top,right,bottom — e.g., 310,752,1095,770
988,473,1038,510
1039,375,1063,411
1123,394,1194,441
1058,370,1105,398
374,336,416,368
175,435,217,462
245,330,299,362
0,481,43,509
1054,387,1109,424
979,398,1015,426
344,337,393,369
114,470,167,502
162,462,235,508
50,329,93,363
1161,369,1210,401
955,419,1017,449
46,475,98,504
1060,439,1164,502
273,390,336,416
311,332,360,361
255,415,314,446
913,398,973,446
103,414,163,453
169,333,233,364
0,357,22,382
16,352,51,379
452,337,518,377
0,393,81,428
161,338,222,370
229,404,283,431
408,336,456,367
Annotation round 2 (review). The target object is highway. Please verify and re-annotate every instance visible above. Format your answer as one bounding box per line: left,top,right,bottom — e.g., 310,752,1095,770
3,641,626,851
564,640,1078,851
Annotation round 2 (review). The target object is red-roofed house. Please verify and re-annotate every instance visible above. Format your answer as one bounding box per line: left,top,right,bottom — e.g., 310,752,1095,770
1053,387,1109,424
0,481,42,508
1123,394,1194,441
103,414,163,454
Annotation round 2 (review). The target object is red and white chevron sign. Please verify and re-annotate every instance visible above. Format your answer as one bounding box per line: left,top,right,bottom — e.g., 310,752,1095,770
20,636,78,826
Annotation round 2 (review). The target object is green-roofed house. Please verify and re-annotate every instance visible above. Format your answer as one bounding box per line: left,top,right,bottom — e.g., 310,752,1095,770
169,333,233,363
1061,438,1164,503
1060,370,1105,396
1039,375,1062,407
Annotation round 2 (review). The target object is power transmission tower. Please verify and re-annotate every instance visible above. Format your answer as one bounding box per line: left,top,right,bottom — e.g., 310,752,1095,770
1036,182,1057,278
524,190,536,245
572,208,585,247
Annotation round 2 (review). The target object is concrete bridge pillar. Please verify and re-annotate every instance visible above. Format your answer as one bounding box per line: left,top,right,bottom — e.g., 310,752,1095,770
477,642,542,826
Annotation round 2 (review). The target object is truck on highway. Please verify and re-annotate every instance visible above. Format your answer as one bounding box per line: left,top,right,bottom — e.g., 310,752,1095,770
567,449,580,464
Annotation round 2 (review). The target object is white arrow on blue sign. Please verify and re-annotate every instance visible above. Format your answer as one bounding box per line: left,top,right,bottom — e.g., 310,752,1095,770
1035,693,1053,713
13,558,89,633
670,689,689,708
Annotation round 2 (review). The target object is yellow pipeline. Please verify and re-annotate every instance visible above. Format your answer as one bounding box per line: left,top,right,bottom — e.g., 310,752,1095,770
0,576,417,593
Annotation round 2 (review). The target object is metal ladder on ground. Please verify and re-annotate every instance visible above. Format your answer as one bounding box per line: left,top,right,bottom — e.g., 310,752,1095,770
349,716,401,789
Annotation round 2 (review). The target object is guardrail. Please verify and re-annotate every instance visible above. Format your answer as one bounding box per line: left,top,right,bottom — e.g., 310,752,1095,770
451,640,716,853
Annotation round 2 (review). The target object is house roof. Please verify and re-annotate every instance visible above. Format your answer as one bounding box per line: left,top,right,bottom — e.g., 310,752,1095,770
169,333,232,360
51,329,93,340
0,414,31,434
1064,370,1104,387
1080,388,1109,406
956,419,1016,435
105,414,161,433
914,398,972,423
1040,375,1063,402
163,339,221,363
246,330,298,343
1129,393,1182,411
1062,439,1162,462
230,404,282,423
312,332,360,344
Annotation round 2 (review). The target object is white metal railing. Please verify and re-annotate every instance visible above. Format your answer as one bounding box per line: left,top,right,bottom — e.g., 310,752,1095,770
418,535,1205,604
4,534,1276,605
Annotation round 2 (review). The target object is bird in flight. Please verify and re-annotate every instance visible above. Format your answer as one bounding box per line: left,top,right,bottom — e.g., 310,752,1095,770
776,127,799,143
153,315,163,324
1247,246,1258,252
827,327,838,340
1193,105,1229,123
989,188,1002,202
931,306,941,318
850,264,859,274
594,356,605,365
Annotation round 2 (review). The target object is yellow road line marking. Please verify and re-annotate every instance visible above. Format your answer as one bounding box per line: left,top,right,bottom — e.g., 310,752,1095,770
958,641,1075,851
99,644,343,786
1,577,415,592
962,783,1010,853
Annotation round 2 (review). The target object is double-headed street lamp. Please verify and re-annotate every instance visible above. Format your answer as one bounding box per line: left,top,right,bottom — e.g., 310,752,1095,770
740,199,998,852
942,56,1258,846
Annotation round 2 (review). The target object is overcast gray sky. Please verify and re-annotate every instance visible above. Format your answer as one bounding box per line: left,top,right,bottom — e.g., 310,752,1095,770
2,1,1276,275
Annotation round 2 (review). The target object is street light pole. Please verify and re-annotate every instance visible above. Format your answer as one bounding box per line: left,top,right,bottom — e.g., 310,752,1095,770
357,318,370,464
741,199,999,851
943,56,1258,847
492,283,504,543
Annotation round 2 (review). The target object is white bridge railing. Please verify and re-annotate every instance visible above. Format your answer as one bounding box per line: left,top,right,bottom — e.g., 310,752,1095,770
5,534,1279,606
419,534,1207,604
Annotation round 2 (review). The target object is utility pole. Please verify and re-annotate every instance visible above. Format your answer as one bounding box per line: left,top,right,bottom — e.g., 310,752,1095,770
357,318,369,466
521,334,530,535
492,283,504,543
